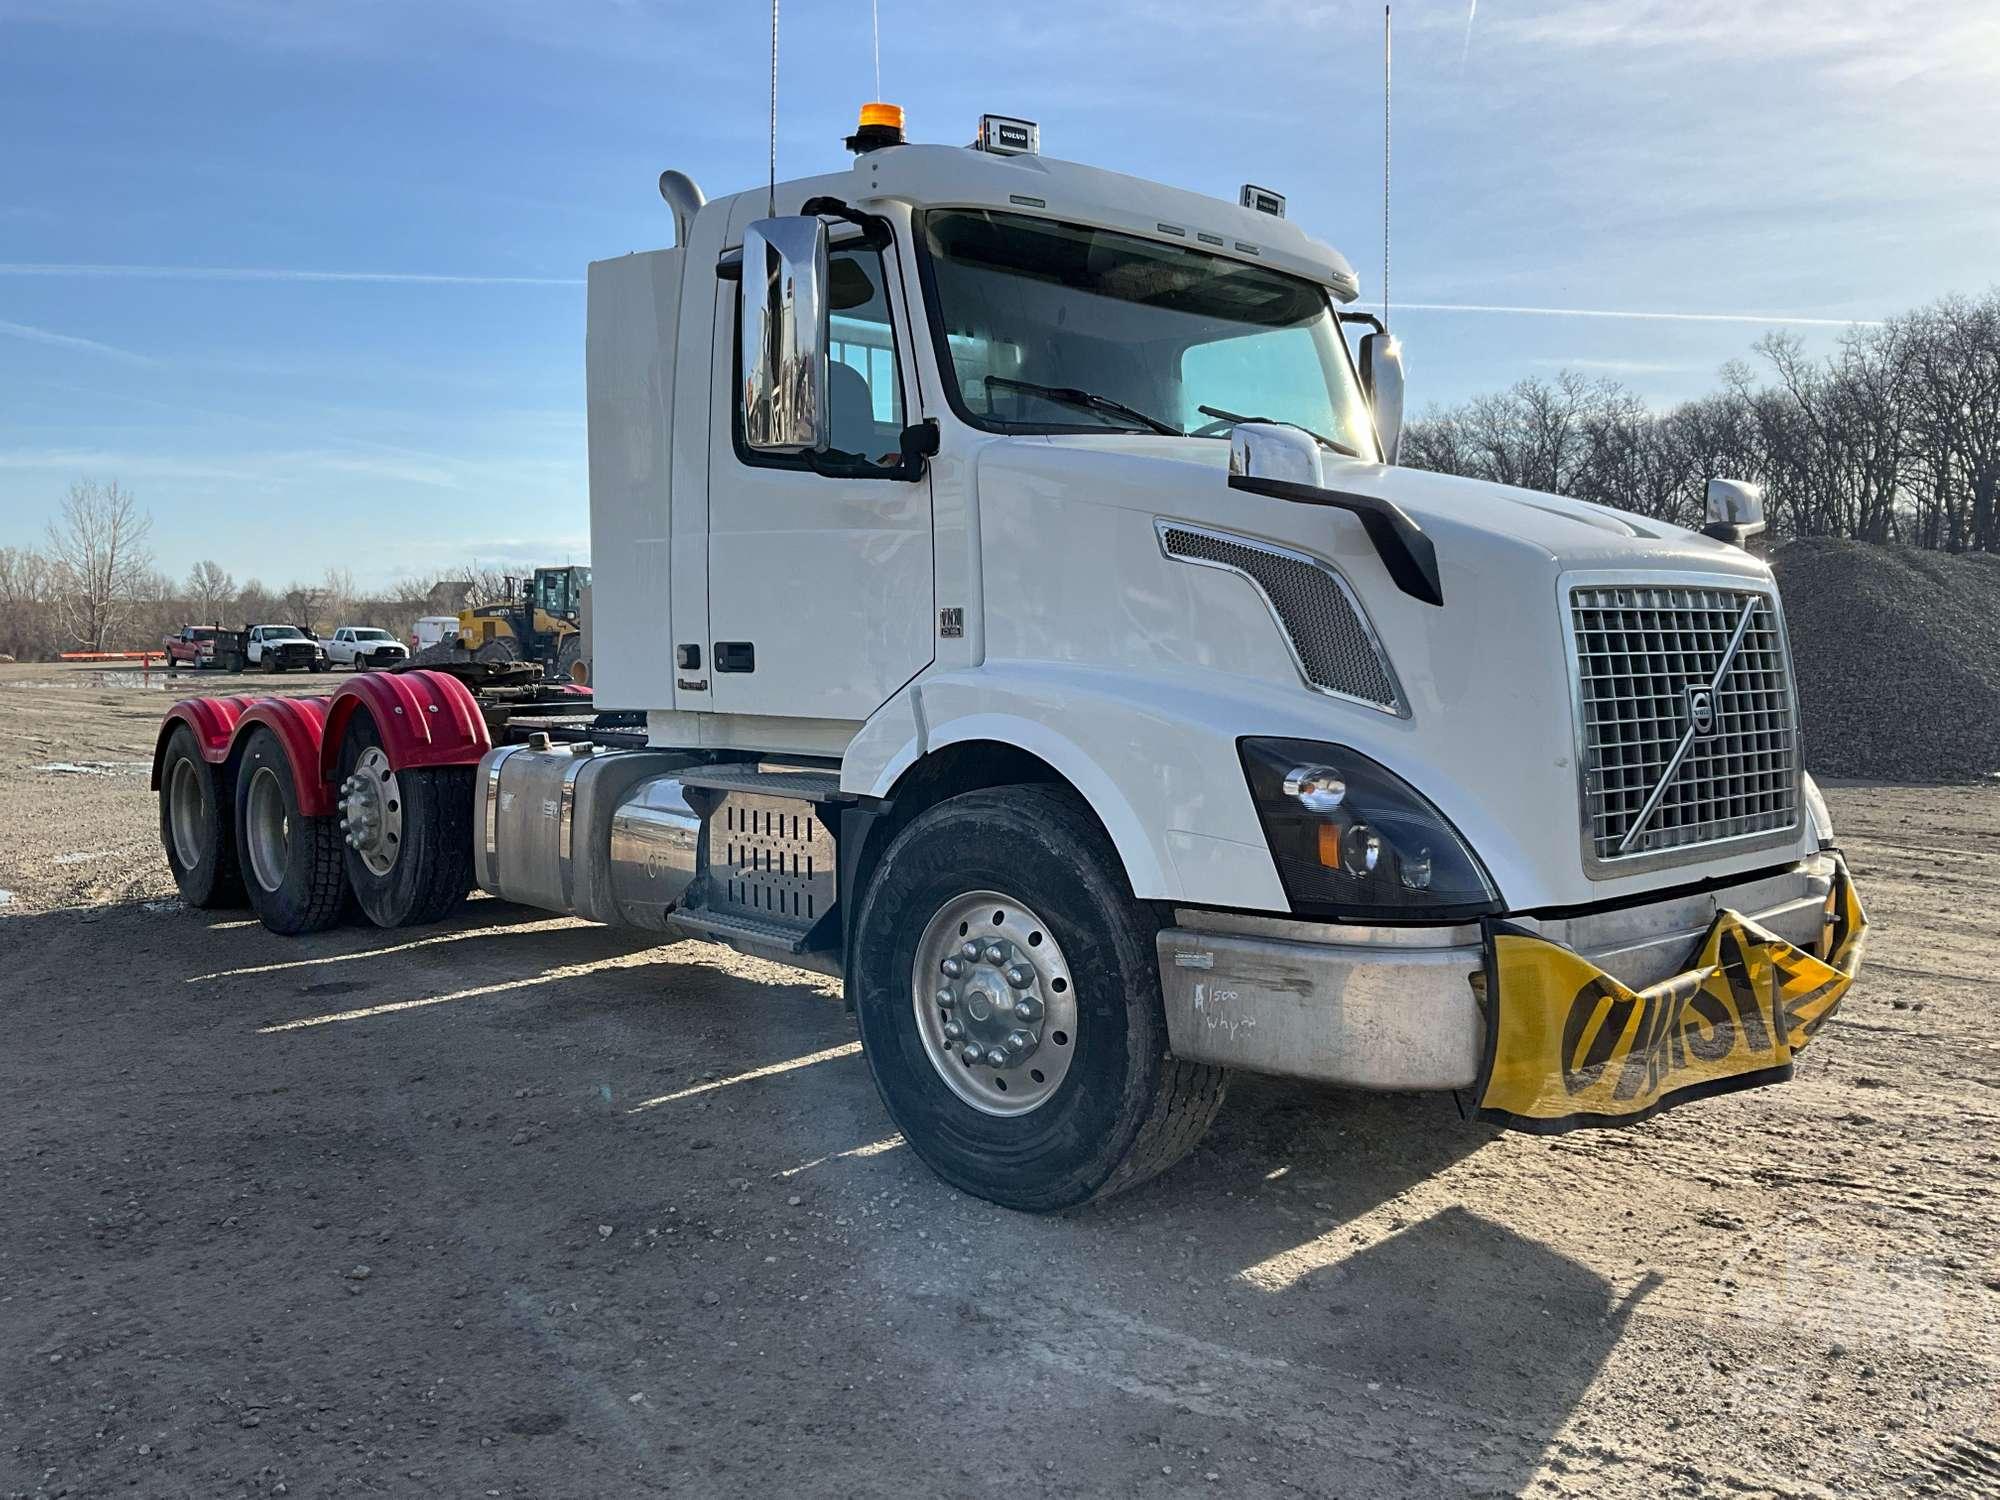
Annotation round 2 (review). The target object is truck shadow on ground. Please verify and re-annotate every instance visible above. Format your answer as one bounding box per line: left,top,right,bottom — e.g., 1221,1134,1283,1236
6,899,1655,1496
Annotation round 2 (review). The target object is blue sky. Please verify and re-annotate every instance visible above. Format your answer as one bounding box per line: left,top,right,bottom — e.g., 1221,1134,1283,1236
4,0,1996,590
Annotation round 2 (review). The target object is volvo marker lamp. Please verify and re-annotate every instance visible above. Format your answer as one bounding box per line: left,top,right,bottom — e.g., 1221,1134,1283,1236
1239,738,1499,919
1240,184,1287,218
846,102,907,153
974,114,1040,157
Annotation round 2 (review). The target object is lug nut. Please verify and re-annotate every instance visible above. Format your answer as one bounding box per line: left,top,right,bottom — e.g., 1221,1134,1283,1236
960,941,982,961
1014,998,1042,1022
1005,1031,1028,1053
959,1044,982,1066
983,1047,1008,1068
1004,964,1033,988
942,1020,964,1042
935,987,955,1009
941,958,965,979
982,943,1006,964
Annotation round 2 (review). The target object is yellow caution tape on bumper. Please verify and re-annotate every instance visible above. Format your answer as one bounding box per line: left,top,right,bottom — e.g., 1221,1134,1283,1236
1476,859,1866,1131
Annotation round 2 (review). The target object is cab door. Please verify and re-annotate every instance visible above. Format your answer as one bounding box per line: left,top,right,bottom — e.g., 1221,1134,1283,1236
703,231,933,724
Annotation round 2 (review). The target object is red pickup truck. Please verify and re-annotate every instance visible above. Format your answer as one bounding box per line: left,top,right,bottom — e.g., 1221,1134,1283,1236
163,626,246,673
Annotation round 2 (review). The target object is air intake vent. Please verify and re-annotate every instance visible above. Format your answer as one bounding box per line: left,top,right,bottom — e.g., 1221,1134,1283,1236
1158,521,1404,715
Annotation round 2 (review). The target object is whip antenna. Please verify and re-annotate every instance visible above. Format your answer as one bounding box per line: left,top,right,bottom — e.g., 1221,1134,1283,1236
1383,5,1392,331
871,0,881,100
768,0,779,216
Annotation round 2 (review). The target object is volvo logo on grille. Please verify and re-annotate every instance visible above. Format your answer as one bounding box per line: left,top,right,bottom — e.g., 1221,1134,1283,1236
1686,685,1717,737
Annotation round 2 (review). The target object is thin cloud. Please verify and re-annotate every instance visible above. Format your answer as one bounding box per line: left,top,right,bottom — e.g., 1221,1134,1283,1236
1397,301,1882,329
0,262,583,287
0,317,155,363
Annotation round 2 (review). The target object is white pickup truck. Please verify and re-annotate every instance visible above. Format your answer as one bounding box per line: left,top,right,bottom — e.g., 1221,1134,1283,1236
324,626,410,671
154,107,1867,1212
243,624,328,673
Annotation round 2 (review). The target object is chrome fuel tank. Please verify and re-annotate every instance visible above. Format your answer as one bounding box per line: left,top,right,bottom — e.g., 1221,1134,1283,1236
474,744,698,923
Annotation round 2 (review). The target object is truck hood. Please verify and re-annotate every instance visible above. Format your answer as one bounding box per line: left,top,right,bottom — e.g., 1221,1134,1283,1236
968,431,1807,912
1004,432,1769,580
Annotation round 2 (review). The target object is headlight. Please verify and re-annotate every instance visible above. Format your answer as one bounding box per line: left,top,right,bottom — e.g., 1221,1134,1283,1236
1801,770,1834,847
1239,737,1500,919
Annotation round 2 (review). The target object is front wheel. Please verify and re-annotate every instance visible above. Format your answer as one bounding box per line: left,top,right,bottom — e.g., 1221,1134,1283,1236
851,785,1228,1212
335,711,473,928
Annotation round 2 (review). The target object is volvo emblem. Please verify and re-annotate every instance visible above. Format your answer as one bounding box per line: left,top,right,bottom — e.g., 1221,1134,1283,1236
1686,685,1717,737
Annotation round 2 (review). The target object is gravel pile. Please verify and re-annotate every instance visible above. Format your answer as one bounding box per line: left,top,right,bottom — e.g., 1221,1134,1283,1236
1774,537,2000,781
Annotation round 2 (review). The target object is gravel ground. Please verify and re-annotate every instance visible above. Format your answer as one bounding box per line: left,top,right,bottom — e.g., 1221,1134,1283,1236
3,665,2000,1498
1776,538,2000,783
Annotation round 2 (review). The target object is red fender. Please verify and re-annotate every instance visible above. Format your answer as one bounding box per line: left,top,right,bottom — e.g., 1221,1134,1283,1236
232,695,336,815
319,669,491,783
151,695,248,788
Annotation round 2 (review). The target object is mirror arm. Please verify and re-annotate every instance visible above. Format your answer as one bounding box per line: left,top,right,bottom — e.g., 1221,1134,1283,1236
799,195,893,249
1336,310,1388,336
1227,473,1444,607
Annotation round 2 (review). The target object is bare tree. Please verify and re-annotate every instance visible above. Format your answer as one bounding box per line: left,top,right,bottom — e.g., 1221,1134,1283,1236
185,559,236,624
0,545,59,661
281,580,330,632
45,479,154,652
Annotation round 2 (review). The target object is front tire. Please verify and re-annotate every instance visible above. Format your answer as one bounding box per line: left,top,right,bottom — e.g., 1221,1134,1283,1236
334,712,473,928
158,726,243,908
851,786,1228,1212
234,729,347,935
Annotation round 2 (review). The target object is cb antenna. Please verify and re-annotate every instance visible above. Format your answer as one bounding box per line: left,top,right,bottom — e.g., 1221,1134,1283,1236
1382,4,1392,332
768,0,780,217
871,0,881,101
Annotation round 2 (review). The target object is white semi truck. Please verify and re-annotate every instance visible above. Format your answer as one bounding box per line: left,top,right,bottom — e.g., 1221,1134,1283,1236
152,108,1866,1211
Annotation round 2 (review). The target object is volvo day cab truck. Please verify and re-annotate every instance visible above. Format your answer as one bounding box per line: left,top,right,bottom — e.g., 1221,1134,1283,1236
152,107,1866,1211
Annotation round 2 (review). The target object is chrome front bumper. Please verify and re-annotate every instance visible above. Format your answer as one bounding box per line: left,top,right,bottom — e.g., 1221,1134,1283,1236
1156,857,1839,1091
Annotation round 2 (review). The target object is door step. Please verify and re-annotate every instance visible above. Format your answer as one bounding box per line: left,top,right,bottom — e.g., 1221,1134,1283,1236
668,905,816,953
672,763,848,801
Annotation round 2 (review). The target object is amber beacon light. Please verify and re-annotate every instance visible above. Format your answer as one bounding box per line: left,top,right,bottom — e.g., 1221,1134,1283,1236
846,102,907,152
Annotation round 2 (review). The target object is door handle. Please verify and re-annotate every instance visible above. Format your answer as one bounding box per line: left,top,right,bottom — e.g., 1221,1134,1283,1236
714,641,756,673
675,643,701,670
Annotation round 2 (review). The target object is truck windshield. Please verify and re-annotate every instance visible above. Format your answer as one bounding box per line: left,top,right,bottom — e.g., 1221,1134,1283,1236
265,627,304,640
351,629,389,640
917,209,1377,459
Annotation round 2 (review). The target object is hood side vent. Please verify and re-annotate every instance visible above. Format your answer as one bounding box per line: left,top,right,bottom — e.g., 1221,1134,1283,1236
1158,521,1406,717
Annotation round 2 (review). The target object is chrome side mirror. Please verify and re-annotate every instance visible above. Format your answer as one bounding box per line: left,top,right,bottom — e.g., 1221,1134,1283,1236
1230,422,1324,488
1359,332,1406,465
1703,478,1767,545
740,216,830,453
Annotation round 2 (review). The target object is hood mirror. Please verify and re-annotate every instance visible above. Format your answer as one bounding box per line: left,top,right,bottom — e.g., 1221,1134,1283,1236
1703,478,1767,546
1359,332,1406,465
1229,422,1325,489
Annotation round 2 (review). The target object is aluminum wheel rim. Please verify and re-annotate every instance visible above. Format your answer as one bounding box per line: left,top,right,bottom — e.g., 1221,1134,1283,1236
339,746,403,878
244,765,290,894
912,890,1078,1117
167,757,206,870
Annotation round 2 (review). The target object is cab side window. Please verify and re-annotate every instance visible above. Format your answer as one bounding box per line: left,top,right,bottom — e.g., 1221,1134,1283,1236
735,245,906,473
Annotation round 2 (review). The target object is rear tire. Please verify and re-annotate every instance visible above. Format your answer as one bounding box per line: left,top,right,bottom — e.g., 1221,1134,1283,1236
158,726,244,908
474,636,520,665
234,729,347,935
335,712,473,928
851,785,1228,1212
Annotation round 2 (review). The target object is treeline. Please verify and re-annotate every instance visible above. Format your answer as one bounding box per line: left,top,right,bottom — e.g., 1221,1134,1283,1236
0,480,518,663
1402,287,2000,551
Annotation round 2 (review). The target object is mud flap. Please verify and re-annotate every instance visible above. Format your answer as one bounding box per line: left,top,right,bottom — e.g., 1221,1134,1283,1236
1474,858,1867,1132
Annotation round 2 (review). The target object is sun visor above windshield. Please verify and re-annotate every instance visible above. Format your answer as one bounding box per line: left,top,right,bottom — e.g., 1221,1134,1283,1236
853,145,1360,299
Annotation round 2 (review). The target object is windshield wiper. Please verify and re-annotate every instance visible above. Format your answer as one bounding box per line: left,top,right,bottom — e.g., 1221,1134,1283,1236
1197,404,1363,460
986,376,1180,437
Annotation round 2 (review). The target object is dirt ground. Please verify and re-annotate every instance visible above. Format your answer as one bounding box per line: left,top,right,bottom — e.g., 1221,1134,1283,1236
3,662,1998,1499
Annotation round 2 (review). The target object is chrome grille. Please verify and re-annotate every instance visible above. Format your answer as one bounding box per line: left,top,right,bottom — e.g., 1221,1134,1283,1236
1159,522,1404,714
1570,581,1799,868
